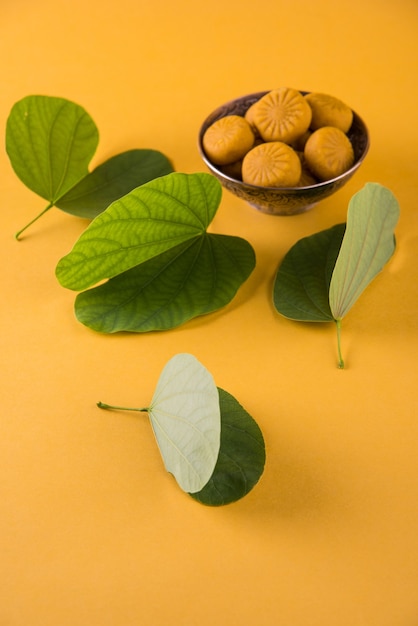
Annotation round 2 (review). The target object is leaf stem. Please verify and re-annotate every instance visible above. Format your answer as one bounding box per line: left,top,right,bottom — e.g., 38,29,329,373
15,202,54,240
335,318,345,369
97,401,148,413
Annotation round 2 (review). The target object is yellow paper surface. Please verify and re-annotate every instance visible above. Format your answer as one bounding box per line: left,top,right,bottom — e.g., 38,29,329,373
1,0,418,624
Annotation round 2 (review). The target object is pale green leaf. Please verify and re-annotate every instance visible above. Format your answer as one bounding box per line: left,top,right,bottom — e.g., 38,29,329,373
6,95,99,202
56,172,222,291
73,233,255,333
329,183,400,320
190,388,265,506
148,353,221,493
56,149,174,219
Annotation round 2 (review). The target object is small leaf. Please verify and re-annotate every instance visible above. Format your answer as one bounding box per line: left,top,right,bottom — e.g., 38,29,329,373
6,95,99,203
273,224,345,321
190,388,266,506
56,172,222,291
329,183,400,319
148,353,221,493
73,233,255,333
56,149,174,219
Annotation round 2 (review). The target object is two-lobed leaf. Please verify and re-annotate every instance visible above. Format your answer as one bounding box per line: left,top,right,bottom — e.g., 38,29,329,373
329,182,400,319
56,149,174,219
148,353,221,493
74,233,255,333
6,95,99,202
56,172,222,291
190,388,266,506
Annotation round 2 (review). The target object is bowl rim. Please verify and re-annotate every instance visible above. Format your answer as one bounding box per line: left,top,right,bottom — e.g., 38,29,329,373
197,89,370,192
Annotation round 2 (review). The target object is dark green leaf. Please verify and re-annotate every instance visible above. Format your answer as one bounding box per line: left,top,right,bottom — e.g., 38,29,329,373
6,95,99,202
74,233,255,332
190,388,265,506
56,149,174,219
273,223,345,322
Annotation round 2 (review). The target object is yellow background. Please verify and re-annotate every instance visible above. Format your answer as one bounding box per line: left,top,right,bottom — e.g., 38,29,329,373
1,0,418,624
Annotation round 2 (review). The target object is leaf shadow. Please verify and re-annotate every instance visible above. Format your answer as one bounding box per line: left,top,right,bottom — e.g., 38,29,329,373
214,418,355,528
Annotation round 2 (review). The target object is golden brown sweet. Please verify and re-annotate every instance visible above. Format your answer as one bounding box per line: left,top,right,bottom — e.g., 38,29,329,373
304,126,354,181
202,115,255,165
251,87,312,143
295,152,318,187
242,141,301,187
304,92,353,133
244,101,259,133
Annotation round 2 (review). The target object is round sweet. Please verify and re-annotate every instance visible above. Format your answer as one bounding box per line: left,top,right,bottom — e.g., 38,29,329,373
251,87,312,143
202,115,255,165
242,141,302,187
304,126,354,181
304,92,353,133
244,101,259,132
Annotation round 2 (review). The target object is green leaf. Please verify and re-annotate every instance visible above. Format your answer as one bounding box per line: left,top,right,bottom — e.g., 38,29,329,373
56,149,174,219
273,183,400,367
56,172,222,291
73,233,255,333
273,223,345,322
190,388,266,506
6,95,99,203
148,353,221,493
329,183,400,320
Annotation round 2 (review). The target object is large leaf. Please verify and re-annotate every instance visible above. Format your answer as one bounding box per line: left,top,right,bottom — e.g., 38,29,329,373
148,354,221,493
273,223,345,322
73,233,255,332
56,149,174,219
329,183,400,319
190,388,265,506
56,172,222,291
6,95,99,202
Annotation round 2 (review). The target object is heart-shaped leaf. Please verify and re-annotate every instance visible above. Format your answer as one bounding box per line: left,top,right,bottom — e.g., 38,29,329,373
6,95,174,238
329,182,400,320
6,95,99,203
56,149,174,219
73,233,254,333
56,172,222,291
56,172,255,333
97,354,265,504
273,183,400,367
190,388,266,506
273,223,345,322
148,353,221,493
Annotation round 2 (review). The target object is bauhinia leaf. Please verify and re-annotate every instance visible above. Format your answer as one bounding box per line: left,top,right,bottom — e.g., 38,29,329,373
6,95,99,203
148,353,221,493
97,354,265,504
56,172,222,290
74,233,254,333
273,224,345,322
190,388,266,506
56,149,174,219
273,183,400,367
56,172,255,333
6,95,174,238
329,182,400,320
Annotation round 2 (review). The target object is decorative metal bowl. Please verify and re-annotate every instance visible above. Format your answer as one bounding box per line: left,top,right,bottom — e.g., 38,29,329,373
198,91,370,216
